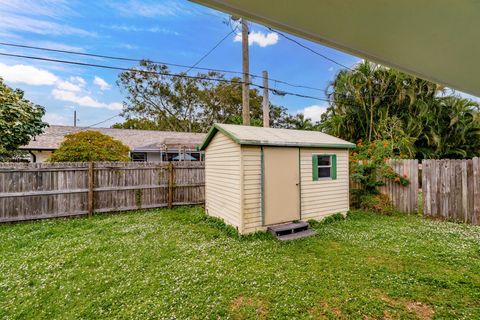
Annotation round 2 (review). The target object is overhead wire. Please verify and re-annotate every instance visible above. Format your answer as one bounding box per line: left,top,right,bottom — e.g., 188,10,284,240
0,41,324,92
82,114,122,129
185,27,237,73
268,27,353,71
0,51,330,102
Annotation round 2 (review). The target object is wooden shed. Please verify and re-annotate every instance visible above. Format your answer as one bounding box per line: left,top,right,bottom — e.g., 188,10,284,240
200,124,355,235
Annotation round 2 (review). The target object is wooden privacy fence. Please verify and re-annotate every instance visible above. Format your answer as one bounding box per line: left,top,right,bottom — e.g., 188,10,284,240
380,159,419,214
350,159,419,214
422,158,480,224
0,161,204,223
1,158,479,225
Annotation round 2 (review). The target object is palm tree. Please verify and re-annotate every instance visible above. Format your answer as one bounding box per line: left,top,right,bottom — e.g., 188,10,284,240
320,60,478,159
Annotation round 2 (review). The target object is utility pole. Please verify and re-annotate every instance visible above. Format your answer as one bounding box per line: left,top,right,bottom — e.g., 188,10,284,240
262,70,270,127
74,110,77,127
241,18,250,125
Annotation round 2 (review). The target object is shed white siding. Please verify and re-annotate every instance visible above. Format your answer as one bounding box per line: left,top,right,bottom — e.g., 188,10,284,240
241,146,262,234
300,148,349,219
205,132,242,231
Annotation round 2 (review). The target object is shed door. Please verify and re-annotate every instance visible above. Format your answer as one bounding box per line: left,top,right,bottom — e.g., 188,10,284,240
263,147,300,225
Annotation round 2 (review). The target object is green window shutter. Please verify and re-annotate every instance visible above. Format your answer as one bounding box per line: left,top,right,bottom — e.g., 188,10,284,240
312,154,318,181
331,154,337,180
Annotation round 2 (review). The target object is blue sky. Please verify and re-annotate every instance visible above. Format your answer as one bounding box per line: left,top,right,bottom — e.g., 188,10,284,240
0,0,384,127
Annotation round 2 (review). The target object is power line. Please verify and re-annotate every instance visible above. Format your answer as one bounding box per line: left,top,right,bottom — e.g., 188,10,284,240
185,28,237,73
269,28,353,70
0,51,329,102
83,114,121,129
0,41,323,92
0,49,402,104
0,52,240,83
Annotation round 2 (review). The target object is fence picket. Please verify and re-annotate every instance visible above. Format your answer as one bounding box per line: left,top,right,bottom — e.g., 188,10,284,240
421,158,478,224
473,158,480,225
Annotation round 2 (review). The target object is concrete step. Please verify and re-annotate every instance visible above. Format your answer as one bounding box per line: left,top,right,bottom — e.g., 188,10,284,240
267,221,308,234
277,229,317,241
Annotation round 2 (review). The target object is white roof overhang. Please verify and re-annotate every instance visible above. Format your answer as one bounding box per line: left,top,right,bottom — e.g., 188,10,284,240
192,0,480,96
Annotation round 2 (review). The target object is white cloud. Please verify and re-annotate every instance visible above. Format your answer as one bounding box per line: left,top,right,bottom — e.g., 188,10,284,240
69,76,86,87
56,80,82,92
108,0,189,17
115,43,138,50
30,41,86,53
93,76,112,91
453,90,480,102
297,105,328,121
0,62,58,85
52,89,122,110
0,14,96,37
234,30,279,47
0,0,72,18
43,112,68,125
106,24,179,35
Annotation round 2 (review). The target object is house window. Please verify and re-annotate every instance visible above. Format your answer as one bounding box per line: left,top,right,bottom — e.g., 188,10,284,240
131,152,147,162
312,154,337,181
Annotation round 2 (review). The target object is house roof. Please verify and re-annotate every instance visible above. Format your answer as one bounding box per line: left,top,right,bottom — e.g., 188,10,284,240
200,123,355,150
192,0,480,97
21,125,206,151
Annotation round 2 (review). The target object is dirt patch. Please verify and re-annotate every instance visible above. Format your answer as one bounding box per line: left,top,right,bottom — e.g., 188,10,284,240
382,310,394,320
376,290,434,320
405,301,434,320
308,302,346,319
230,295,268,319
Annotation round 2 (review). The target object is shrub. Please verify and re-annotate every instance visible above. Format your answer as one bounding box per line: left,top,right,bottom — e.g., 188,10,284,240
48,130,130,162
350,139,409,195
359,194,396,215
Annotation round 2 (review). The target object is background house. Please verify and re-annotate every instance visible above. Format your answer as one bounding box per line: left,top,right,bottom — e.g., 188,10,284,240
21,125,205,163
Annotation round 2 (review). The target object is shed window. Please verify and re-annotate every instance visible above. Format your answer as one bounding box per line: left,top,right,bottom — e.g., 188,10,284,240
312,154,337,181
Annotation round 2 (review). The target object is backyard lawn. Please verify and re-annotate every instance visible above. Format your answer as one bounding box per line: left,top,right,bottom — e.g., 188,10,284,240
1,208,479,319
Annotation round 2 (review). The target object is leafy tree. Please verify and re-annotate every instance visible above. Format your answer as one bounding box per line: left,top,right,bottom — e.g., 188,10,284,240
418,96,480,158
320,60,480,159
116,60,305,132
0,78,47,158
48,131,130,162
112,118,162,130
285,113,317,130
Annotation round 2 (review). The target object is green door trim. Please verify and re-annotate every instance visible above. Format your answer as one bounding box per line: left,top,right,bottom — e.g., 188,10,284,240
298,148,302,220
260,146,265,226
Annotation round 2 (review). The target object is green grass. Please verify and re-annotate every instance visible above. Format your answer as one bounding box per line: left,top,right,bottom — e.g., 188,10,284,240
1,208,480,319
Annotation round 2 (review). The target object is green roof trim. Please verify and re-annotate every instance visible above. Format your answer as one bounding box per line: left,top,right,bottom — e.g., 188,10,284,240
200,124,356,150
199,124,241,150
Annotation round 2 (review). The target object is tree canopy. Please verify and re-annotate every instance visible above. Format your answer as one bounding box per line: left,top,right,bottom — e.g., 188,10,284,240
320,61,480,159
0,77,47,156
49,131,130,162
116,60,310,132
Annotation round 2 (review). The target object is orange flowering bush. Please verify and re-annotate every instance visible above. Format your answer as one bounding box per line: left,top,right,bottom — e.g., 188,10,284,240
350,139,409,195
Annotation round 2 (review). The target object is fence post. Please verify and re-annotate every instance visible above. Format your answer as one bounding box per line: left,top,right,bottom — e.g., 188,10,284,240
474,157,480,225
168,162,174,209
88,162,94,217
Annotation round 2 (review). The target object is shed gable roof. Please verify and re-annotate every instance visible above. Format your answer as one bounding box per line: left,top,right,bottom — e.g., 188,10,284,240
200,123,355,150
